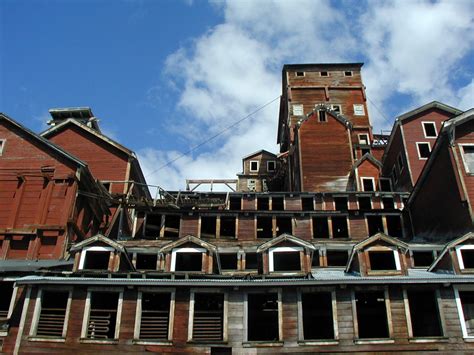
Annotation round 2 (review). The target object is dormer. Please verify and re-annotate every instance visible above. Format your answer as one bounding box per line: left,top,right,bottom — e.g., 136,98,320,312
160,235,216,274
351,153,382,192
256,234,315,275
346,233,409,276
47,107,100,131
429,232,474,274
70,234,134,272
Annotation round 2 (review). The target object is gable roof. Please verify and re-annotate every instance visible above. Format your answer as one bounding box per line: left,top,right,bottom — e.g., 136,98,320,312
160,235,217,254
257,233,316,252
353,153,382,169
298,104,353,130
397,101,463,123
48,107,100,131
242,149,277,161
428,232,474,272
70,234,125,253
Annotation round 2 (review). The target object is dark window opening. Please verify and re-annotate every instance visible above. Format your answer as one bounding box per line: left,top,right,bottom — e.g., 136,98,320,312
250,161,259,172
302,292,334,339
0,282,14,318
355,291,389,339
334,197,348,211
220,217,236,238
136,254,158,270
257,217,273,238
386,215,402,238
301,197,314,211
267,161,276,172
36,291,68,337
229,197,241,210
392,167,398,185
407,290,442,337
201,216,217,238
412,251,434,267
459,291,474,336
193,293,224,341
382,197,394,209
320,71,329,76
83,250,110,270
273,251,301,271
318,110,327,122
461,249,474,269
140,292,170,340
245,253,258,270
101,182,111,192
312,252,321,267
175,252,202,272
276,217,292,235
332,105,341,114
344,71,352,76
163,215,180,238
257,197,269,210
10,237,29,250
417,143,431,159
272,197,284,211
326,251,348,267
295,71,305,77
367,215,384,236
87,292,119,340
423,122,437,138
332,216,349,238
462,146,474,172
248,293,279,341
358,197,372,210
313,217,329,238
362,178,375,191
369,250,397,271
359,134,369,145
220,253,238,270
361,148,371,156
380,179,392,192
145,213,162,238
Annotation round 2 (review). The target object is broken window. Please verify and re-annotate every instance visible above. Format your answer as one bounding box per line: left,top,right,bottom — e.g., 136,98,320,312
367,215,384,236
461,146,474,173
412,251,434,267
201,216,217,238
318,110,327,122
257,216,273,238
361,178,375,191
247,293,279,341
257,197,269,210
82,250,110,270
229,197,241,210
35,290,69,337
174,251,203,272
407,290,442,337
368,250,398,271
326,250,349,267
250,161,259,172
334,197,348,211
422,122,437,138
271,248,301,272
302,292,334,340
86,292,120,340
313,217,329,238
272,197,284,211
136,254,158,270
163,215,180,238
382,197,394,209
276,217,292,235
355,291,389,339
417,142,431,159
245,253,258,270
220,253,238,270
139,292,171,340
145,213,162,238
0,282,14,318
379,178,392,192
386,215,403,238
457,290,474,337
301,197,314,211
459,248,474,269
358,196,372,210
220,217,236,238
332,216,348,238
193,293,224,341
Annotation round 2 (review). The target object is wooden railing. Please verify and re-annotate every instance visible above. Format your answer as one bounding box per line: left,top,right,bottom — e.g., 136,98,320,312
192,310,223,341
37,308,66,337
139,310,169,340
87,309,115,339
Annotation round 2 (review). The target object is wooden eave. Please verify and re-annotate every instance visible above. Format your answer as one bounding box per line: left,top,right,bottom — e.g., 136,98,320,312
298,104,353,130
353,153,382,170
257,233,316,252
160,235,217,254
397,101,463,123
70,234,125,253
428,232,474,272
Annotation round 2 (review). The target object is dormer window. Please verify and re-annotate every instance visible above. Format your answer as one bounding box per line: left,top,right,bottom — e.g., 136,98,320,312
269,247,302,272
367,249,401,272
171,247,205,272
250,160,259,172
456,245,474,270
79,246,113,270
361,177,375,191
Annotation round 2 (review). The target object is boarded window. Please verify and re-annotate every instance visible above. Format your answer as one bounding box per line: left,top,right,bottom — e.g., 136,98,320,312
312,252,321,267
332,216,348,238
83,250,110,270
272,251,301,271
326,251,348,267
139,292,170,340
386,215,402,238
163,215,180,238
302,292,334,340
417,143,431,159
175,252,202,272
358,197,372,210
272,197,284,211
369,250,397,271
136,254,158,270
461,249,474,269
229,197,241,210
355,291,389,339
458,291,474,336
87,292,119,340
462,146,474,173
0,282,14,318
36,291,68,337
276,217,292,235
245,253,258,270
201,216,217,238
193,293,224,341
220,217,236,238
248,293,278,341
220,253,238,270
334,197,348,211
367,215,384,236
257,197,269,210
301,197,314,211
407,290,442,337
257,217,272,238
412,251,434,267
313,217,329,238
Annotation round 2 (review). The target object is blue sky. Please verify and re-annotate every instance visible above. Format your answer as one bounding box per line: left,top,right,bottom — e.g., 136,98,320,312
1,0,473,190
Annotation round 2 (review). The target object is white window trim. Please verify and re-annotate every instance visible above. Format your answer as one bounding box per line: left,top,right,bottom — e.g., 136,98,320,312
353,104,365,116
0,139,5,156
454,285,474,339
320,71,329,77
170,247,206,272
81,288,124,340
416,142,431,160
134,288,175,343
29,287,73,338
366,247,401,271
455,245,474,270
331,104,342,114
358,134,370,145
78,246,114,270
459,143,474,174
267,160,276,172
269,246,303,272
249,160,259,172
360,177,376,192
421,121,438,138
292,104,304,116
344,71,353,77
295,71,305,77
379,178,392,192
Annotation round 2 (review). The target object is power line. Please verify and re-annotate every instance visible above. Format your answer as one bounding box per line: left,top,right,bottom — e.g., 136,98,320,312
366,96,393,127
145,95,281,178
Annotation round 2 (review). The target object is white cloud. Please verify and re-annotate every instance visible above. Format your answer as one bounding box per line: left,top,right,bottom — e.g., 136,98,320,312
457,79,474,111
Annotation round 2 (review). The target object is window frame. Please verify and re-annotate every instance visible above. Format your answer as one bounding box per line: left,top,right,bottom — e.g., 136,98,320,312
361,177,376,192
320,71,329,77
267,160,276,172
318,110,327,122
331,104,342,114
459,144,474,174
358,134,370,146
353,104,365,116
249,160,259,172
0,280,18,322
455,245,474,270
78,246,114,270
365,247,402,274
422,121,437,138
344,71,353,77
170,247,206,272
268,246,303,272
0,139,5,156
416,142,431,160
292,104,304,116
295,71,305,77
454,285,474,339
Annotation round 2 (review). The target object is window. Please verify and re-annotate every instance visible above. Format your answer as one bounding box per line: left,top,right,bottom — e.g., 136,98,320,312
295,71,305,77
320,71,329,76
136,254,158,270
382,197,394,209
358,196,372,210
31,290,71,338
416,142,431,159
461,145,474,173
0,282,14,318
145,213,162,238
326,250,349,267
244,252,258,270
301,197,314,211
379,178,392,192
406,290,442,337
163,215,180,238
257,196,269,210
422,122,437,138
411,251,434,267
358,134,369,145
353,104,365,116
331,104,342,114
171,248,205,272
318,110,327,122
292,104,304,116
361,147,371,156
201,216,217,238
136,291,173,341
367,215,384,236
368,250,400,271
276,216,292,235
191,293,225,342
300,292,336,340
247,293,279,341
220,216,236,238
0,139,5,155
269,247,302,272
82,291,121,340
220,253,238,270
267,160,276,172
247,179,257,191
456,246,474,270
334,196,348,211
79,247,112,270
257,216,272,238
386,215,403,238
361,177,375,192
455,289,474,338
391,166,398,185
229,197,241,210
332,216,348,238
312,217,329,238
397,153,404,172
250,161,259,172
272,196,284,210
344,71,353,76
354,291,390,339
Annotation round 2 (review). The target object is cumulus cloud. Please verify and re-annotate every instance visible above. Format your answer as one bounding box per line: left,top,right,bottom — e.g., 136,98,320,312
140,0,474,190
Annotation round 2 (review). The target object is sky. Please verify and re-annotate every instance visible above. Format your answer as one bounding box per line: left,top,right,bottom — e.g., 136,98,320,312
1,0,473,191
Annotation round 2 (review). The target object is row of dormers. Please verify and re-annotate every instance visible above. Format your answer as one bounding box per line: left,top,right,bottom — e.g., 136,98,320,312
69,232,474,277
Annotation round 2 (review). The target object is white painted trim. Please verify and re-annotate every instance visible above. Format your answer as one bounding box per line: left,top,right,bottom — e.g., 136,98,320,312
416,142,431,160
7,285,18,319
366,247,401,271
170,247,206,272
421,121,438,138
353,104,365,116
358,133,370,145
78,246,114,270
269,246,303,272
14,286,31,355
454,286,474,339
458,143,474,174
360,177,376,192
249,160,259,172
0,139,5,156
455,245,474,270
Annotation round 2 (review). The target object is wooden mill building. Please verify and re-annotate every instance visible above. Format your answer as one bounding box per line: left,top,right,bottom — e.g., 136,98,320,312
1,63,474,354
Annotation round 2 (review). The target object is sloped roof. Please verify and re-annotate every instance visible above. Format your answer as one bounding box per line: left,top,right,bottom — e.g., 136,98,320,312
160,235,217,253
353,153,382,169
70,234,125,253
298,104,353,129
257,233,316,252
242,149,277,161
428,232,474,272
397,101,462,122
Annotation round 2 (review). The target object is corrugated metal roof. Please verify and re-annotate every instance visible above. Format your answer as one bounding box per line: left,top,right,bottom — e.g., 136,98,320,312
0,260,73,272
